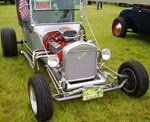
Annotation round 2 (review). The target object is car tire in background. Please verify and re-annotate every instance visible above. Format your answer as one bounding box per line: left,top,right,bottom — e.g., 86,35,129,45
112,17,127,37
118,60,149,98
87,1,92,5
28,74,53,122
9,0,15,4
1,28,18,57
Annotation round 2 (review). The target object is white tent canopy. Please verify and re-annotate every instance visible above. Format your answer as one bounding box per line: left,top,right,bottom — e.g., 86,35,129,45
100,0,150,5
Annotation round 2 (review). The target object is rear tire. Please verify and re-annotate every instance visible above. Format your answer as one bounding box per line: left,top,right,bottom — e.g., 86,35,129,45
112,17,127,37
28,74,53,122
118,60,149,98
1,28,18,57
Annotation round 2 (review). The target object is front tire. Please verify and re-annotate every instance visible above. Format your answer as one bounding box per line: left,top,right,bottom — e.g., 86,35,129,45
1,28,18,57
28,74,53,122
118,60,149,98
112,17,127,37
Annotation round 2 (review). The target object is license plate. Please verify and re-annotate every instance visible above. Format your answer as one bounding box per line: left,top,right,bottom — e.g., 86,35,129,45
83,87,103,101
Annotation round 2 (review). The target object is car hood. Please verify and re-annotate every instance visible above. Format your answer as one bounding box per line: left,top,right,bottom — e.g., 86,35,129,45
32,23,81,37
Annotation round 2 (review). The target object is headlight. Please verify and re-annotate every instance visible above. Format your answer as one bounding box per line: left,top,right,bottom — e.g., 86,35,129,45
47,55,59,67
101,49,111,61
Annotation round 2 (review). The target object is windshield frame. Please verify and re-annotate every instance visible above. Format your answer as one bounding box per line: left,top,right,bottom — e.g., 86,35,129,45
30,0,83,24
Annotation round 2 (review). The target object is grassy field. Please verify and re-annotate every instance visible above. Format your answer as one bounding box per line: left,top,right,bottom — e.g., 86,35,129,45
0,2,150,122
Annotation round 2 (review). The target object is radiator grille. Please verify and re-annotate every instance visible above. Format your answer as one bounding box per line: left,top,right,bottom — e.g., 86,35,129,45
63,42,97,82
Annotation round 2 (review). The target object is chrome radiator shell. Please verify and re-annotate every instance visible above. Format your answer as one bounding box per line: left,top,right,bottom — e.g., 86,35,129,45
63,41,97,82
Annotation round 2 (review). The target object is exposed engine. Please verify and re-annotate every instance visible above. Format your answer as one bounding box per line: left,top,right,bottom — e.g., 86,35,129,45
43,26,98,82
43,27,77,61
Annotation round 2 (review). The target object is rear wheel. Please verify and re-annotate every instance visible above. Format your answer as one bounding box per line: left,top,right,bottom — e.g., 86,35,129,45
118,60,149,98
28,74,53,122
112,17,127,37
1,28,18,57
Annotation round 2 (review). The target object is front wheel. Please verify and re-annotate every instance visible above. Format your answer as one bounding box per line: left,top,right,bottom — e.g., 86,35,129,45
112,17,127,37
28,74,53,122
118,60,149,98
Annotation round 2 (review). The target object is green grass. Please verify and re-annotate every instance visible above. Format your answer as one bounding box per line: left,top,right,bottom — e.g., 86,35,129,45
0,2,150,122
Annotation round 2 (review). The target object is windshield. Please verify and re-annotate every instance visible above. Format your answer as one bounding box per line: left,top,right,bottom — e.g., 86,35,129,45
31,0,81,24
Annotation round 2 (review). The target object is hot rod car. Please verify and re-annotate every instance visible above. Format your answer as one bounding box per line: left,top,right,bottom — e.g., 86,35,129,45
1,0,149,121
112,4,150,37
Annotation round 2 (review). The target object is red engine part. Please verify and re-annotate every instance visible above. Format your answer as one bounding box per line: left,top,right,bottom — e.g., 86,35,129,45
43,31,68,61
43,27,77,61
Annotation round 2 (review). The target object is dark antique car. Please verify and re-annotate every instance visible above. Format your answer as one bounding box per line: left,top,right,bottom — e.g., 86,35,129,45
112,5,150,37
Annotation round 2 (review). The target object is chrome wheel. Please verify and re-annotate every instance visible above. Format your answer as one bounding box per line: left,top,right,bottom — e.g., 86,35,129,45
29,85,37,114
113,21,122,36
